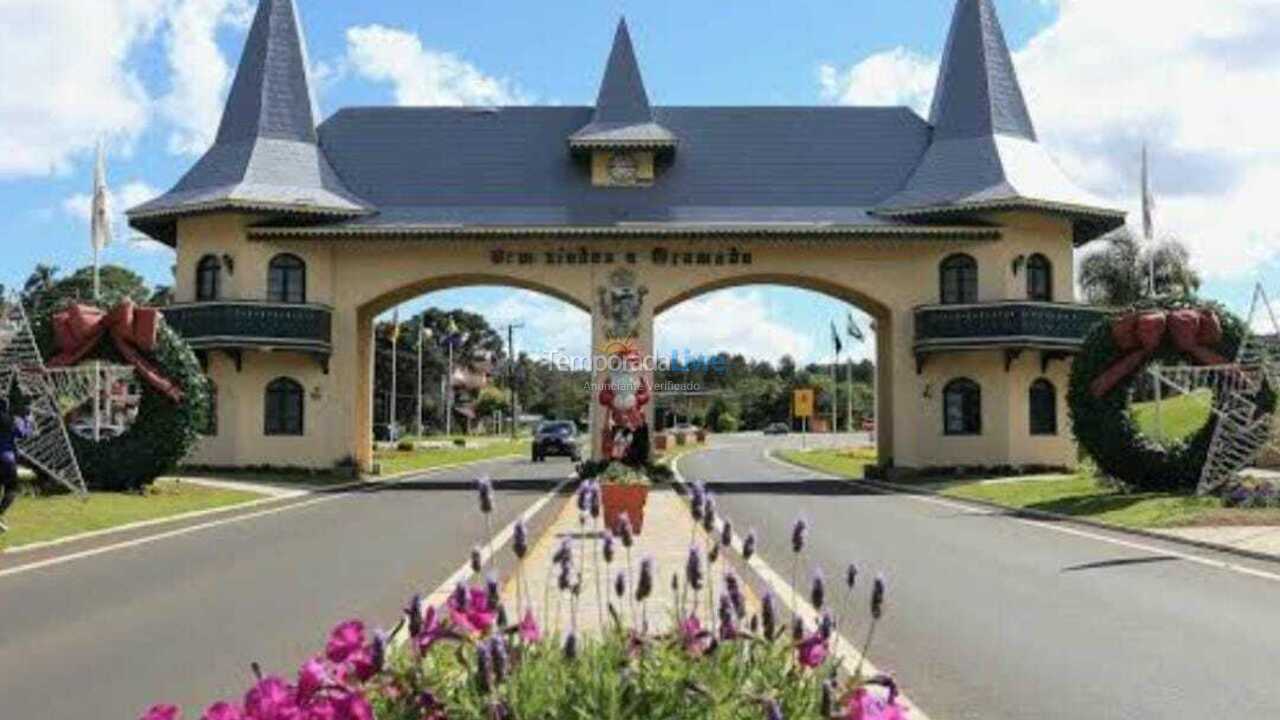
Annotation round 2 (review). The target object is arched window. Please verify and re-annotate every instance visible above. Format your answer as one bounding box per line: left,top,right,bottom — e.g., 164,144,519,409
196,255,221,301
202,380,218,436
1029,378,1058,435
940,254,978,305
268,254,306,304
943,378,982,436
1026,253,1052,301
264,377,304,436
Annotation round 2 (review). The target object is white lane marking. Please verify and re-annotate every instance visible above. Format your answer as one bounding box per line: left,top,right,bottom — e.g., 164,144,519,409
671,455,932,720
765,450,1280,585
389,475,574,649
0,456,549,580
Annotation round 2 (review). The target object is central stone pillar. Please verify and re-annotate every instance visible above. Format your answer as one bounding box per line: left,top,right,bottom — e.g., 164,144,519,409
589,268,656,465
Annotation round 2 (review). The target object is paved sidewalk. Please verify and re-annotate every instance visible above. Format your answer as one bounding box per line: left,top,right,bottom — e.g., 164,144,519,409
503,487,759,636
1158,525,1280,556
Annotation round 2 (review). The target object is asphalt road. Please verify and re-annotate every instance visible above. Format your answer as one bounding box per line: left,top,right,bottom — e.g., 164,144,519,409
678,438,1280,720
0,456,574,720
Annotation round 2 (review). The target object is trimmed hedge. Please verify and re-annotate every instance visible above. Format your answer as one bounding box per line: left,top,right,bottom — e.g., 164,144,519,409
1067,298,1274,492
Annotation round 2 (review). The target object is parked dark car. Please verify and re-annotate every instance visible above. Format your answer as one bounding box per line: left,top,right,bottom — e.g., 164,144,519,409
763,422,790,435
533,421,581,462
373,423,402,443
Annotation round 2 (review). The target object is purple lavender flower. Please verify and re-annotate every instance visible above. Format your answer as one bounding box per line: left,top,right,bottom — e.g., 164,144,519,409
763,698,784,720
701,495,716,533
371,628,388,673
557,561,572,592
406,593,424,637
563,632,578,661
588,482,601,519
618,513,634,548
872,574,887,620
718,594,736,639
791,616,805,641
576,482,591,512
845,562,858,590
614,570,626,598
742,530,757,561
602,531,616,563
721,520,733,547
791,516,807,554
476,477,494,515
489,636,508,682
690,482,706,520
821,679,836,717
725,572,746,619
708,542,720,566
452,582,469,611
636,557,654,602
819,612,834,640
470,546,483,574
685,546,704,591
475,643,493,694
761,592,777,640
552,539,572,567
513,519,528,559
486,573,501,608
810,570,826,610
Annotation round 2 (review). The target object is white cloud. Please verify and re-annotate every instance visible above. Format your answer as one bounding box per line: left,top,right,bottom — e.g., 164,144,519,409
657,289,816,364
818,48,936,116
0,0,165,177
818,0,1280,280
345,24,528,106
470,291,590,359
159,0,253,156
63,181,166,253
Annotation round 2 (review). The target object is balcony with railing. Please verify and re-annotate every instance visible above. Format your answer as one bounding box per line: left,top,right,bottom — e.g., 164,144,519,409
162,301,333,359
913,301,1109,367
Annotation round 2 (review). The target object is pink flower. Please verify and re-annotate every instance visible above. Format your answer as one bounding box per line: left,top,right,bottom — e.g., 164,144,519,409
448,585,496,635
844,687,909,720
296,658,329,702
334,693,374,720
325,620,366,664
796,633,829,669
140,705,181,720
678,615,710,656
517,608,542,644
243,676,301,720
200,702,243,720
347,648,377,683
411,605,443,651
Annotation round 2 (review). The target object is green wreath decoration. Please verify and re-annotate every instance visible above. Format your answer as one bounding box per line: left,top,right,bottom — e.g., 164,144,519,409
1068,297,1275,492
31,306,211,492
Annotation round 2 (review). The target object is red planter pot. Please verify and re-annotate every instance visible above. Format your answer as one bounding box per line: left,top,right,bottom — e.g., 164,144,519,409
601,483,650,535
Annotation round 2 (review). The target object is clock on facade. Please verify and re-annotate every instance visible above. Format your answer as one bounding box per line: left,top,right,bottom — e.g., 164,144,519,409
606,152,640,184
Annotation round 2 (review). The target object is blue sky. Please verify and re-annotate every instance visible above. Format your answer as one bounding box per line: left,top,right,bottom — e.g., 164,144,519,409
4,0,1278,363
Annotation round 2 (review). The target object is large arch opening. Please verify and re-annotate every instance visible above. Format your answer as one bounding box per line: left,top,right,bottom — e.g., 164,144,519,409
653,275,891,464
354,278,592,469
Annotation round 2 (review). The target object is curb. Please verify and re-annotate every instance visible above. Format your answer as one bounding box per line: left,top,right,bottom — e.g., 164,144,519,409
768,450,1280,568
3,454,524,556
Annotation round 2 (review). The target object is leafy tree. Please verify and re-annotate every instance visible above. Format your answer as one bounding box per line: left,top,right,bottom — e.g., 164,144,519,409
21,264,150,312
1079,229,1201,306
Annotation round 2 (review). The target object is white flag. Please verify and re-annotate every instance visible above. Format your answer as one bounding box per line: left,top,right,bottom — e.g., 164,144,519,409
91,142,113,252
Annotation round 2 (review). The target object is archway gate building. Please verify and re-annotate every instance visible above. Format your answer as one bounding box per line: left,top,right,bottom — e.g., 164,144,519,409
129,0,1123,476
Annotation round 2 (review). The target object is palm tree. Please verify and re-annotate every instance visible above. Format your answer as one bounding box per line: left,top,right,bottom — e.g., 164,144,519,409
1079,229,1200,306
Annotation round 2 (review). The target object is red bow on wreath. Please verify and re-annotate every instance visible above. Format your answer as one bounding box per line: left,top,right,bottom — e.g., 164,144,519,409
1089,309,1230,398
48,301,184,402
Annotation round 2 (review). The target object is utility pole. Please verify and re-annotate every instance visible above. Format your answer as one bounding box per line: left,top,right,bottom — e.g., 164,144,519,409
416,318,431,438
505,322,525,440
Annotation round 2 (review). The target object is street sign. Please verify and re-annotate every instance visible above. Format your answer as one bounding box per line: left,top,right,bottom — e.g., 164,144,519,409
792,388,815,418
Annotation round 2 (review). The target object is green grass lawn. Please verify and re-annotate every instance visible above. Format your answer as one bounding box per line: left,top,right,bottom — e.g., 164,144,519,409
778,447,1280,529
1,479,265,550
375,439,529,476
1130,388,1212,444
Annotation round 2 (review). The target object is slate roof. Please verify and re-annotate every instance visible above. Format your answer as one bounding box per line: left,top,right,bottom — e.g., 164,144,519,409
131,0,1125,246
569,19,676,150
878,0,1125,242
128,0,368,245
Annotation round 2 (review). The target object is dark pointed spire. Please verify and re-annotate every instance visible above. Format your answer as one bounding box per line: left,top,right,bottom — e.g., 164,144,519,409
570,18,676,151
216,0,318,144
129,0,368,245
878,0,1124,244
928,0,1035,141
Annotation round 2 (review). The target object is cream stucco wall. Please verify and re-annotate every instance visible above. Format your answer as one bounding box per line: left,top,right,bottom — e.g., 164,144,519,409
170,209,1086,473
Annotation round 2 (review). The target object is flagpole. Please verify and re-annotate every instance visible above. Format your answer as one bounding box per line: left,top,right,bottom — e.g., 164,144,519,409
390,311,398,432
1143,144,1156,297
